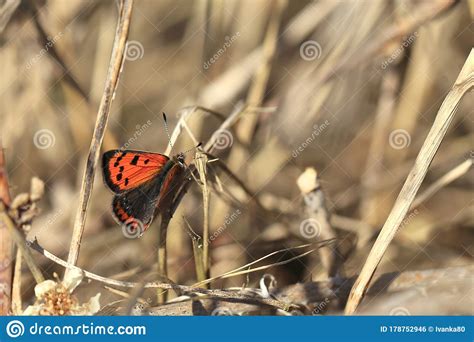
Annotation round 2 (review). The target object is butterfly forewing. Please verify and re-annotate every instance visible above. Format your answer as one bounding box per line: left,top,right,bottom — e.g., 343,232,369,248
156,161,187,211
102,150,170,193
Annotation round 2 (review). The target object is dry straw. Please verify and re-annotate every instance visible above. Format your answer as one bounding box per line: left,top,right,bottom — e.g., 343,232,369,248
0,147,13,315
65,0,134,279
345,49,474,314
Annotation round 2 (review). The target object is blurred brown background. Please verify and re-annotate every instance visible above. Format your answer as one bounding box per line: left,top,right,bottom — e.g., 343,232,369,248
0,0,472,315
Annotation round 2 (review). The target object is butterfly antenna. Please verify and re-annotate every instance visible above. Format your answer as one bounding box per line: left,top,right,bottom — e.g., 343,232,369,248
182,142,202,155
162,112,173,151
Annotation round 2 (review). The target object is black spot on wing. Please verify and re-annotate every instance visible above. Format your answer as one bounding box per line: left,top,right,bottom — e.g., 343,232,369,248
102,150,123,193
130,155,140,165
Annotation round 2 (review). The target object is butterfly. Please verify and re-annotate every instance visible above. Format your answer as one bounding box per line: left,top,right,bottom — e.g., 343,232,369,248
102,149,187,237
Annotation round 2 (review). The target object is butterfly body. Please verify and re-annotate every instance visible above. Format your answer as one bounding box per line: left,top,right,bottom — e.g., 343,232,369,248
102,149,186,236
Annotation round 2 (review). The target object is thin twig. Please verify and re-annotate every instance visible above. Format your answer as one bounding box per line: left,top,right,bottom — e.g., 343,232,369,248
0,146,13,315
191,242,333,288
205,102,246,153
28,2,89,101
11,248,21,314
297,168,341,278
411,158,473,209
32,238,175,290
205,152,268,213
103,285,147,304
345,49,474,314
28,239,292,312
333,157,472,245
145,265,473,315
152,102,265,298
164,105,225,156
182,217,206,283
195,152,211,284
10,177,44,314
65,0,134,279
359,69,401,243
153,102,247,298
0,209,44,284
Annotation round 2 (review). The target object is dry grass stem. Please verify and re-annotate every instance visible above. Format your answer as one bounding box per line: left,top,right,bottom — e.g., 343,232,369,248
0,210,44,284
345,49,474,314
28,239,292,312
195,152,211,284
145,265,473,315
411,158,473,209
0,147,13,314
359,69,400,230
297,168,340,278
191,241,334,288
65,0,134,279
11,248,22,314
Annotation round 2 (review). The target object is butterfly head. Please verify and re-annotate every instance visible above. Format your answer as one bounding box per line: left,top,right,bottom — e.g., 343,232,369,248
175,152,186,167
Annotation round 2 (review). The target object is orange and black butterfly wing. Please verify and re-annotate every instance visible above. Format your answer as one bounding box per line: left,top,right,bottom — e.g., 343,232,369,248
111,179,162,236
113,160,187,235
156,161,187,213
102,150,170,194
103,150,187,237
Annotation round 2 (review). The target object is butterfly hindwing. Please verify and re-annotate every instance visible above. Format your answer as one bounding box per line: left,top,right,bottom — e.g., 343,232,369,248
102,150,170,193
111,177,163,235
